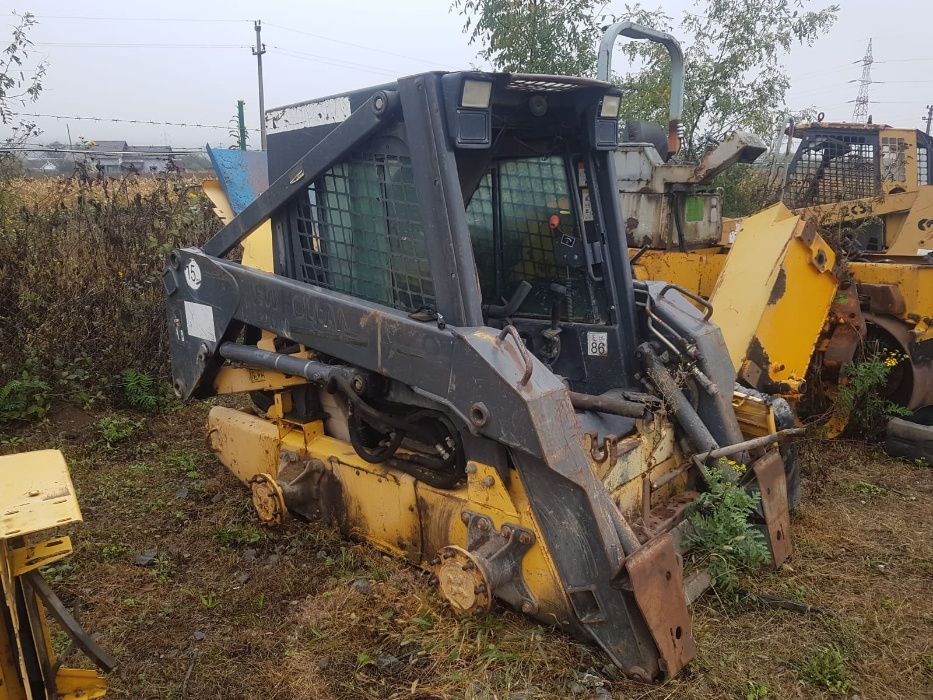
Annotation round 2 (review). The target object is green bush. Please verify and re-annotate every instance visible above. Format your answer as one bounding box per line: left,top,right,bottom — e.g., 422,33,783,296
0,371,51,422
835,343,912,439
686,469,770,591
0,176,219,413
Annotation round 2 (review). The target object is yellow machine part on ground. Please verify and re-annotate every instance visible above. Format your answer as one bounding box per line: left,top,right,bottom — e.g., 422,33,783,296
0,450,108,700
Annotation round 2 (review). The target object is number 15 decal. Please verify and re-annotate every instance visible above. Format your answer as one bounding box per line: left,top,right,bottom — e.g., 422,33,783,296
587,332,608,357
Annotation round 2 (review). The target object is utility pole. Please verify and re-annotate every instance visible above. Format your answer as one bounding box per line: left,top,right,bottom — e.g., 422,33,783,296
925,105,933,136
852,39,873,123
237,100,247,150
252,20,267,150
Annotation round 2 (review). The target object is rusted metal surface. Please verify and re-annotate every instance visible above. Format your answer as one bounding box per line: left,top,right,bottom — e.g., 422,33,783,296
823,286,867,375
634,491,697,543
860,283,907,316
752,452,793,567
625,533,696,677
249,473,286,525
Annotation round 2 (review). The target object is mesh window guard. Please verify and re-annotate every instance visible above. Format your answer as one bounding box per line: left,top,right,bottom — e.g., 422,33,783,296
880,136,907,183
785,134,877,208
288,150,435,313
466,156,606,322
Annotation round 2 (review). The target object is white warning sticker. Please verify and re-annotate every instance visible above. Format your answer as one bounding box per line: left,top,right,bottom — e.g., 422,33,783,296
581,188,594,222
184,301,216,342
587,331,608,357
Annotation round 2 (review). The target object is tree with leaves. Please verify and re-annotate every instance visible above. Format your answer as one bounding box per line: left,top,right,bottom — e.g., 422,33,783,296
453,0,608,77
615,1,837,160
1,12,47,148
454,0,838,161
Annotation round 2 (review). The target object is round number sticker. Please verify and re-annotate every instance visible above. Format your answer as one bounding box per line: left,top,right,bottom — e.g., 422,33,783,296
184,259,202,290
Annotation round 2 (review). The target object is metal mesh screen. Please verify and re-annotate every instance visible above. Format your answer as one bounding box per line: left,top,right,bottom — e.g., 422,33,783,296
784,133,877,208
466,157,605,322
918,146,928,185
288,150,434,312
880,136,907,183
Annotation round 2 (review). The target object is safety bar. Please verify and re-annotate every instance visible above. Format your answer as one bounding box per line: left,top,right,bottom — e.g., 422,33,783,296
596,21,685,154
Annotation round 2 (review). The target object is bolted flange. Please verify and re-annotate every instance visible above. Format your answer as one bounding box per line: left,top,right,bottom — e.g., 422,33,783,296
434,545,493,614
248,473,286,525
434,513,538,619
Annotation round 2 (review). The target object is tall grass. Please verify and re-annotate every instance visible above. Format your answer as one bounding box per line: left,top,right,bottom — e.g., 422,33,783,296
0,175,219,408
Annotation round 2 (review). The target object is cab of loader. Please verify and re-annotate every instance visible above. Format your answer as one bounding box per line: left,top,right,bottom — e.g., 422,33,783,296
167,68,796,681
783,120,933,253
263,72,641,393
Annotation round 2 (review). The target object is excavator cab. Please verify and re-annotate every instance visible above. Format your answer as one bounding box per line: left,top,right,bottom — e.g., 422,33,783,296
166,69,797,680
783,121,933,254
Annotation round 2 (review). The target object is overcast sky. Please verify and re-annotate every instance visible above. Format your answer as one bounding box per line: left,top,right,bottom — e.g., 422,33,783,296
3,0,932,149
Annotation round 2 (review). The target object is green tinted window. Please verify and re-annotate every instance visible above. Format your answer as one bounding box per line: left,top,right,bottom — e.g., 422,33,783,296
290,148,434,312
466,156,606,322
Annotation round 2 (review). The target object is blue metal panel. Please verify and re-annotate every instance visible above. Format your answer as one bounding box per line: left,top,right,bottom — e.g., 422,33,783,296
206,146,269,215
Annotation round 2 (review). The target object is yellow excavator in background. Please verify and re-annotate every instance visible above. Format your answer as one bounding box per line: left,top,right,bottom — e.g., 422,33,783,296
0,450,113,699
599,34,933,425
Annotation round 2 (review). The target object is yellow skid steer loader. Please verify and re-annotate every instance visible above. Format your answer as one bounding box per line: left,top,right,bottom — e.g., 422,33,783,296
170,64,799,679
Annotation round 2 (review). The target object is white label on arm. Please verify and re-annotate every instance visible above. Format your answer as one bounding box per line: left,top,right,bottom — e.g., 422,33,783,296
587,331,608,357
184,301,216,342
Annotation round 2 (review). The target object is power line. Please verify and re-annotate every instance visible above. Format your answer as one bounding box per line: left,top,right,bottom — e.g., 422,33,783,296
2,146,204,155
25,13,437,68
263,21,436,67
10,111,259,132
33,41,249,49
268,47,401,79
29,13,249,23
850,79,933,85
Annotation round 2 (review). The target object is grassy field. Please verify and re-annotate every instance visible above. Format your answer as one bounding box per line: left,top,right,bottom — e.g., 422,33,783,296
0,402,930,700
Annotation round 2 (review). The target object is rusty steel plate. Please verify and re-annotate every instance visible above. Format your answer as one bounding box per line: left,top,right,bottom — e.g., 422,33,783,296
753,451,793,567
625,532,696,678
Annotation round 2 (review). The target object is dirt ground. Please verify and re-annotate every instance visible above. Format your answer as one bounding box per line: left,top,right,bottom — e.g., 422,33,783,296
1,403,931,699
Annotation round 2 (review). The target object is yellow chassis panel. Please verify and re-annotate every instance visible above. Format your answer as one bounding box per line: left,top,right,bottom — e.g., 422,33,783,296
208,407,575,627
0,450,82,539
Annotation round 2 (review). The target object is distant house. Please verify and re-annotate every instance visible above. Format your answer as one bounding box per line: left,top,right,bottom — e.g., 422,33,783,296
20,149,69,175
74,140,128,175
122,145,178,174
18,140,187,176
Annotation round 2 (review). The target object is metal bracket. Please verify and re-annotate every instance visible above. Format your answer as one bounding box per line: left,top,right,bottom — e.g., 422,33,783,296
12,536,73,576
624,532,696,678
441,511,538,615
752,451,793,567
